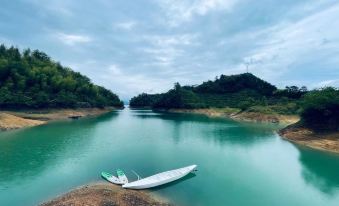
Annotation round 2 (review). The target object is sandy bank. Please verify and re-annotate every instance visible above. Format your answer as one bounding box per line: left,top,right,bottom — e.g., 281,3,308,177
0,113,45,131
168,108,299,124
279,123,339,154
231,111,299,124
0,107,116,131
40,182,171,206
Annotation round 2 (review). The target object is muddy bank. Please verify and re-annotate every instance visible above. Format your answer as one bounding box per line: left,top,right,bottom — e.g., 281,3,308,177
167,108,299,124
40,182,171,206
279,123,339,154
0,107,117,131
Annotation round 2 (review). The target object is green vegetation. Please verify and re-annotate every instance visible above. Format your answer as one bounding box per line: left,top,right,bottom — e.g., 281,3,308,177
130,73,306,114
300,87,339,131
194,73,276,95
153,83,207,109
129,93,162,108
0,44,123,108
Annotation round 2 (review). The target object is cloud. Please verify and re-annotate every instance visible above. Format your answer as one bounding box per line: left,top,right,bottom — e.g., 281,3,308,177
316,79,339,88
0,36,14,46
157,0,238,26
114,21,137,30
2,0,339,99
98,64,174,99
146,34,197,46
56,33,92,46
235,3,339,83
108,64,123,75
140,34,198,66
28,0,74,17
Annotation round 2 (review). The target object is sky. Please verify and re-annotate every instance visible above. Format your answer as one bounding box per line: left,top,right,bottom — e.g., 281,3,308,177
1,0,339,100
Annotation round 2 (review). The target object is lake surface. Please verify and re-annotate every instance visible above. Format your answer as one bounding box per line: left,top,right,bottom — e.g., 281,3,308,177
1,108,339,206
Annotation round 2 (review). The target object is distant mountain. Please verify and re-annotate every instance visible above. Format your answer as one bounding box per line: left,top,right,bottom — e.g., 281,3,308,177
0,44,123,108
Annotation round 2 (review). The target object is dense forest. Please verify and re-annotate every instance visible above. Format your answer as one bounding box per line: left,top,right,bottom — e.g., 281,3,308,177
0,44,123,108
129,93,163,108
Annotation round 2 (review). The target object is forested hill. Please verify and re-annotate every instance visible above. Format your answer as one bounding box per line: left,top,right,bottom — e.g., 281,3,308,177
130,73,307,111
193,73,277,95
0,44,123,108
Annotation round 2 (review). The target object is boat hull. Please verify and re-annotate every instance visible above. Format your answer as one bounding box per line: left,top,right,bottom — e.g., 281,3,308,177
122,165,197,189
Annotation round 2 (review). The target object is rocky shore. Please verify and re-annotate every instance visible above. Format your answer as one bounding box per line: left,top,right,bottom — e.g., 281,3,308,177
279,123,339,154
40,182,171,206
0,107,117,131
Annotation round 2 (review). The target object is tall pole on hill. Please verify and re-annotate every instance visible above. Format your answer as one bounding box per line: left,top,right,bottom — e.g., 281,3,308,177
244,58,253,73
246,62,249,73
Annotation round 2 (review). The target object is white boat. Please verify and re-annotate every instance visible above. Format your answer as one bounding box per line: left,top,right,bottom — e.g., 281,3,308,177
122,165,197,189
116,169,128,184
101,172,124,185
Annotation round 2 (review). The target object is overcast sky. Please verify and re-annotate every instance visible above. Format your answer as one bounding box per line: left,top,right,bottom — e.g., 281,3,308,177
1,0,339,100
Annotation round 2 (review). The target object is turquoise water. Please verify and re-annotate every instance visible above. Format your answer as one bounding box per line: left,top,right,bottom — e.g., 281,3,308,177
0,108,339,206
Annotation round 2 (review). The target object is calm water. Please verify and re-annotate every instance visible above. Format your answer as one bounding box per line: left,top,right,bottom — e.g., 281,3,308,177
1,108,339,206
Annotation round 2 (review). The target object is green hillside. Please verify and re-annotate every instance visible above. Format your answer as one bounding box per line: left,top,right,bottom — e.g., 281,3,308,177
130,73,307,114
0,44,123,108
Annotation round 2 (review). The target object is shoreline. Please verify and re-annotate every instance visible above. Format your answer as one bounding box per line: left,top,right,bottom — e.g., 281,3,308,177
0,107,119,131
278,123,339,154
40,182,171,206
163,108,299,125
159,107,339,154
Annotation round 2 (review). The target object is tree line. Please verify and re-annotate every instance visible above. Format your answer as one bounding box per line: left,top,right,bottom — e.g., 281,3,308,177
0,44,123,109
130,73,338,131
130,73,307,110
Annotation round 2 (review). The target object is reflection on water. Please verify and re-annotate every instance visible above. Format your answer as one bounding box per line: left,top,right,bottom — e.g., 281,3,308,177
297,146,339,195
0,112,118,184
133,110,279,146
204,124,278,146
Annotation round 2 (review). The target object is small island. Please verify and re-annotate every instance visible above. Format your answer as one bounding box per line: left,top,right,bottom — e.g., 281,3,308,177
130,73,339,153
0,45,123,130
